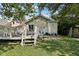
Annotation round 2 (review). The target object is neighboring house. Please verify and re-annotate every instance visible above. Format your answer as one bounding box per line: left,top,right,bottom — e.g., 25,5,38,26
69,25,79,38
26,15,58,36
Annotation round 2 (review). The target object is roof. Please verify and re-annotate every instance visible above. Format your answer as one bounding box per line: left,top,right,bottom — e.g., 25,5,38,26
0,20,11,27
0,20,25,28
26,15,57,24
11,21,25,28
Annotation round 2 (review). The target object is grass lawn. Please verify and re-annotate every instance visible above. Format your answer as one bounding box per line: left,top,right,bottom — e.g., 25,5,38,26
0,37,79,56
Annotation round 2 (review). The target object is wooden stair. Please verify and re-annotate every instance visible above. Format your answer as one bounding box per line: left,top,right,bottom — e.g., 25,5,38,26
23,39,34,46
20,34,37,46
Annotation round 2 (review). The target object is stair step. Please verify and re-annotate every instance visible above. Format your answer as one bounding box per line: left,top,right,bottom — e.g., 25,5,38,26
23,41,34,42
23,42,34,44
21,38,35,46
23,44,33,46
23,39,34,41
23,39,34,40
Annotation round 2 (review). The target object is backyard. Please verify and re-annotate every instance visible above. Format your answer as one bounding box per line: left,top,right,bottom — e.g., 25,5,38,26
0,37,79,56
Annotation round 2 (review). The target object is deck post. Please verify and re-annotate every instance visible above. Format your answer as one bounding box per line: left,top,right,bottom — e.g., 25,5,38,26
24,26,26,38
9,28,12,39
34,26,38,46
10,32,12,39
3,32,5,37
21,33,24,46
3,28,5,37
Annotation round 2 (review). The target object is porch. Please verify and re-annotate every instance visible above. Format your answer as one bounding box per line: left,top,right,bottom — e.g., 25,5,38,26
0,23,38,46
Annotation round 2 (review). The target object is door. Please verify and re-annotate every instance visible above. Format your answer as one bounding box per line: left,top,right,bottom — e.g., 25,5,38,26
28,25,34,35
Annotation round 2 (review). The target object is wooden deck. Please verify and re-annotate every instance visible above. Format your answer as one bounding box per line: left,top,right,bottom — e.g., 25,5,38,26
0,34,37,46
0,35,35,40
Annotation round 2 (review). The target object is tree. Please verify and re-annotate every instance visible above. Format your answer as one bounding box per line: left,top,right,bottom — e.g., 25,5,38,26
56,4,79,35
0,3,33,20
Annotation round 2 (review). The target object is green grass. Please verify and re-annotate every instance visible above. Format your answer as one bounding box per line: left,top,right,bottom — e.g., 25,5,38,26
0,45,48,56
0,37,79,56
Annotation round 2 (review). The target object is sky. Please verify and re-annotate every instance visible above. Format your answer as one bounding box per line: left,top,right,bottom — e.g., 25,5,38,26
41,7,51,17
33,3,51,17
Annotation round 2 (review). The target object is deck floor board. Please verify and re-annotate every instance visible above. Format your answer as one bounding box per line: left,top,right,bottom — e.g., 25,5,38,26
0,35,35,40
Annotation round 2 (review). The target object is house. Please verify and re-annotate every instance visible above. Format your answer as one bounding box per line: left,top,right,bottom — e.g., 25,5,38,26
0,16,58,46
69,25,79,38
0,20,26,38
25,15,58,36
0,19,39,46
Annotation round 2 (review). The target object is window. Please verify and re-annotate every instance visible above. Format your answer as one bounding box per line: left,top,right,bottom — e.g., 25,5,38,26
29,25,34,31
13,21,15,24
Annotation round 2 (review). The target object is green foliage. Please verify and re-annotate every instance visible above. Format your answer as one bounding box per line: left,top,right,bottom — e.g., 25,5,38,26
59,4,79,17
1,3,33,20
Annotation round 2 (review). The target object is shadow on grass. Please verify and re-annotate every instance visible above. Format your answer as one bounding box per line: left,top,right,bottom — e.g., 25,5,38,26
0,40,17,55
37,38,79,56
